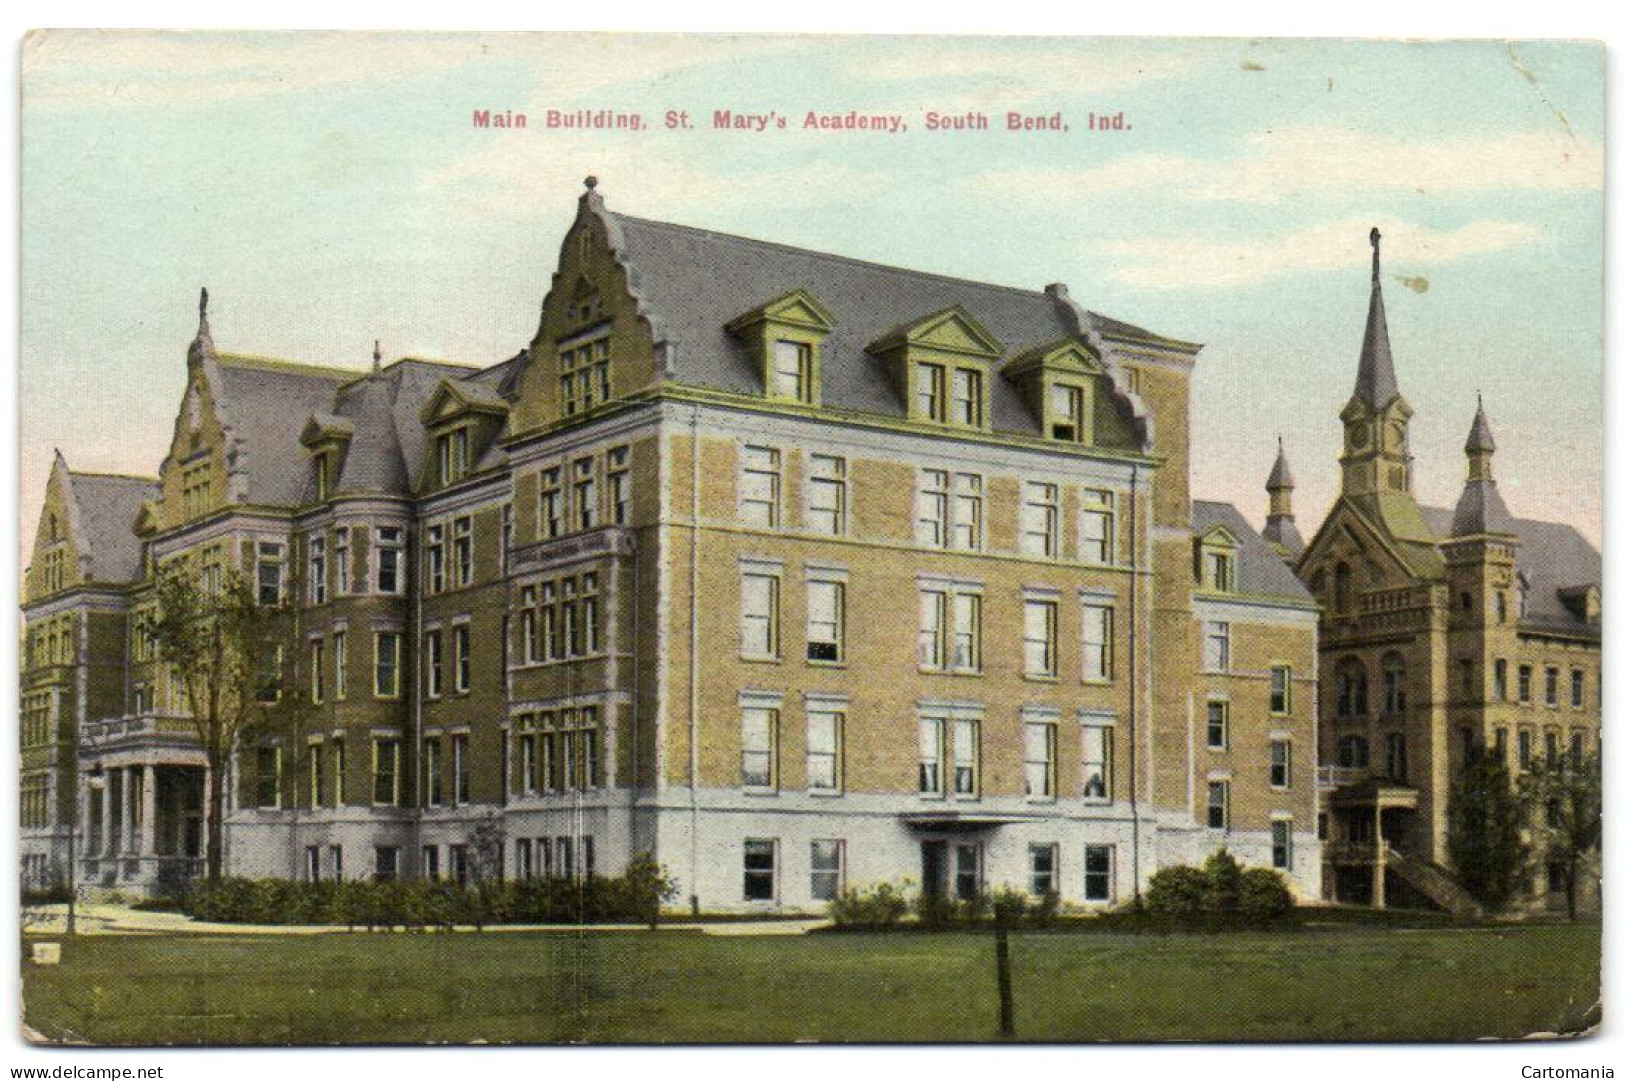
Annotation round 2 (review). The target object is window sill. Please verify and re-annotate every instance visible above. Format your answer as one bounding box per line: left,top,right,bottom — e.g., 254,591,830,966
919,668,984,678
1080,678,1115,687
740,655,783,666
805,658,847,669
808,788,843,798
1025,796,1057,805
742,787,779,797
1022,674,1060,684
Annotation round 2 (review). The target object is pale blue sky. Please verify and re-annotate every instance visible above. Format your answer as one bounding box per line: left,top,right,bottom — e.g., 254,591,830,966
20,32,1603,556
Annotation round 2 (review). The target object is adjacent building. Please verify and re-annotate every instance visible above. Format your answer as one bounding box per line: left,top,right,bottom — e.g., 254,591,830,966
26,179,1326,910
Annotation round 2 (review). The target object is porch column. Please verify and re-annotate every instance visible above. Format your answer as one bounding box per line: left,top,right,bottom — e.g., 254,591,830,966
141,764,158,856
77,770,91,860
105,771,120,856
201,764,213,866
1372,838,1387,909
121,766,136,855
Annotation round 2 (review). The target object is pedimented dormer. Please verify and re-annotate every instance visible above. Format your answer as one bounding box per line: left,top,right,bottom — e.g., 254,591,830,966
299,412,355,503
1194,523,1238,593
1003,338,1114,445
869,305,1003,430
725,289,836,406
419,379,509,491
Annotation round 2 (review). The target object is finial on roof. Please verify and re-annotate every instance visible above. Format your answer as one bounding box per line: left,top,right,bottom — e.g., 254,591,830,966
373,339,382,373
584,175,598,191
1370,226,1381,282
1267,435,1295,491
1352,227,1399,409
194,286,212,343
1466,394,1496,454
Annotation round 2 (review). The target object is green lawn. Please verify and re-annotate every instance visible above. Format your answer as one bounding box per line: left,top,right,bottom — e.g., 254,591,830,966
21,921,1600,1045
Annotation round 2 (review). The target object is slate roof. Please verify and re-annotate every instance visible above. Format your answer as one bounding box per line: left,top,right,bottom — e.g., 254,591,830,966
1352,228,1400,410
609,213,1186,439
1419,506,1600,639
69,471,157,584
1192,499,1314,603
213,356,351,506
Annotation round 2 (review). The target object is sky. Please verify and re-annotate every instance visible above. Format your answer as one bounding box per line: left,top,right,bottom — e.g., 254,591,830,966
19,32,1604,561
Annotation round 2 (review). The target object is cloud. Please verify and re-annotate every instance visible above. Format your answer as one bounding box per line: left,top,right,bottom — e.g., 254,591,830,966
974,126,1603,204
1101,216,1542,290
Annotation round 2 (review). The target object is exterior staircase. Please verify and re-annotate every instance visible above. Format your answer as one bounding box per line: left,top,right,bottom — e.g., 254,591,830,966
1382,845,1486,918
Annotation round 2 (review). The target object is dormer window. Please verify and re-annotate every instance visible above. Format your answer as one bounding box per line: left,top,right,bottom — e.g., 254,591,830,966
771,339,812,403
1048,380,1093,443
916,364,945,420
1005,339,1108,447
437,427,470,485
1197,527,1239,593
314,452,332,501
727,290,834,408
951,369,983,426
870,306,1001,430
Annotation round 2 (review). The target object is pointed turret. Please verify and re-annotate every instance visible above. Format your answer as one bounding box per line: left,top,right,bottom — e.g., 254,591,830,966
188,286,215,367
1353,227,1398,410
1263,435,1304,557
1451,396,1514,536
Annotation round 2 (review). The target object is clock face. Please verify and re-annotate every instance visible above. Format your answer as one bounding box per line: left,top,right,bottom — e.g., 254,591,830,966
1349,425,1368,450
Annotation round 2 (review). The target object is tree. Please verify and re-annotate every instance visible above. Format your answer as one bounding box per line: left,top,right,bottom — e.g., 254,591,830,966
145,564,291,881
1446,751,1531,913
1519,750,1602,921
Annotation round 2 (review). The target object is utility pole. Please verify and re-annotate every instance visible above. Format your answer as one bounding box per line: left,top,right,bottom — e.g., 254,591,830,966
994,922,1015,1038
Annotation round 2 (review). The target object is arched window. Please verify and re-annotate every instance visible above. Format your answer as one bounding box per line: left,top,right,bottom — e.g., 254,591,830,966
1337,735,1369,770
1381,653,1407,716
46,514,57,542
1336,657,1368,719
1333,562,1352,613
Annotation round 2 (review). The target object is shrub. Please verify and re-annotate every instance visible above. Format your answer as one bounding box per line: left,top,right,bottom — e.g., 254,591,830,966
1202,849,1244,913
989,885,1029,926
827,881,910,928
1145,865,1208,920
1236,868,1294,924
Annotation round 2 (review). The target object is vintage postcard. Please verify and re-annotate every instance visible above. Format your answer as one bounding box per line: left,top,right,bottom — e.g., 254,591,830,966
16,31,1603,1046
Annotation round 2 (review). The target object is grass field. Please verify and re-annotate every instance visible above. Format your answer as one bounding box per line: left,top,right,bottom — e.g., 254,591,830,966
21,920,1600,1045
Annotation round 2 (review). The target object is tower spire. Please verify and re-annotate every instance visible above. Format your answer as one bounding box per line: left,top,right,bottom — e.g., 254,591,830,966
197,286,211,340
1263,435,1303,558
1353,227,1398,409
1451,395,1512,536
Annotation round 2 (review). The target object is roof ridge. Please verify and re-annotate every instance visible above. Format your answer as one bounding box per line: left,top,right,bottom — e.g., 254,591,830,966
215,351,357,380
613,213,1051,303
69,469,159,484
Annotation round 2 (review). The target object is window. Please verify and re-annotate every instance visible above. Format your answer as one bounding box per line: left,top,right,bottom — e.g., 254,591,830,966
449,845,470,886
375,527,402,594
1029,843,1058,895
741,706,778,791
500,504,513,574
1080,489,1115,564
306,845,322,882
1206,700,1228,750
1336,658,1368,718
1203,621,1230,672
1545,667,1559,707
916,470,982,550
329,845,344,880
1518,729,1533,770
1495,659,1508,701
608,446,631,525
1023,597,1058,678
1518,664,1532,704
916,469,948,547
540,468,563,539
309,638,325,705
1083,845,1112,902
806,710,843,794
1337,735,1369,770
331,738,346,805
739,446,781,527
952,474,982,550
1024,720,1056,799
255,745,282,808
255,642,282,704
307,535,327,604
810,839,844,902
1082,603,1114,681
1082,724,1113,800
1270,665,1292,715
374,632,401,698
1571,669,1585,709
424,630,443,698
1570,730,1585,766
1382,654,1407,715
1206,780,1229,829
332,630,347,700
915,363,945,421
581,575,599,654
771,339,811,401
1459,658,1475,700
1270,740,1292,789
519,724,537,793
743,840,777,901
574,458,597,531
437,427,470,484
951,368,983,426
256,542,284,605
954,844,981,900
425,524,445,594
919,587,981,673
1049,381,1086,441
555,837,573,880
741,571,780,659
1020,481,1060,558
947,718,978,797
453,734,470,804
514,839,531,880
806,454,846,535
1385,732,1409,782
803,577,846,663
454,625,471,693
333,527,351,594
374,846,399,883
918,717,944,795
373,738,400,805
1271,821,1292,870
540,583,559,659
424,737,443,806
520,586,538,663
1203,549,1234,592
453,517,473,586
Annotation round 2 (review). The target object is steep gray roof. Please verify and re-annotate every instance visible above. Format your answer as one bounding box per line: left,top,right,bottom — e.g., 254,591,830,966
1266,438,1295,490
1352,228,1400,410
1465,399,1496,452
1449,479,1515,537
70,472,156,584
213,357,350,506
1192,499,1314,602
1419,506,1600,638
609,213,1180,437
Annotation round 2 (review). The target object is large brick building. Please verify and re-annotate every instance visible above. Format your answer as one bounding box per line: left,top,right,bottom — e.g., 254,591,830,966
20,179,1324,910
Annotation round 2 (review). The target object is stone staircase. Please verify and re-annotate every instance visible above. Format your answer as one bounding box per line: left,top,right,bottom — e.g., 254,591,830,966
1382,845,1485,918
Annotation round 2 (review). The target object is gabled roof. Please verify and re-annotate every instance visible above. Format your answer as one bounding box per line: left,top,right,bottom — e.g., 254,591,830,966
1419,506,1600,639
212,355,351,506
1192,499,1314,603
67,469,156,584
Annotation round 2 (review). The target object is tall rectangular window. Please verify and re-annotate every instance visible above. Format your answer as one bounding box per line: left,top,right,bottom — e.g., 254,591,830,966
1024,721,1056,799
741,706,778,791
915,363,945,421
1207,780,1229,829
255,745,282,808
1049,382,1085,441
740,571,780,659
425,524,445,595
918,717,944,795
952,719,980,797
424,737,443,806
1495,659,1508,701
335,630,349,699
1518,664,1532,703
916,469,948,547
308,535,327,604
256,541,284,605
1518,729,1532,770
810,840,844,902
453,517,473,586
1386,732,1409,781
373,738,400,806
1546,667,1559,708
573,458,597,531
807,710,843,794
309,638,325,705
540,468,563,539
1270,665,1292,714
1020,481,1059,557
806,578,844,663
452,733,470,804
739,446,781,527
1271,821,1293,870
374,632,400,698
952,474,982,551
581,574,599,654
951,368,982,426
919,590,946,669
951,592,981,672
743,840,777,901
1082,725,1113,800
807,454,846,535
1572,669,1585,709
375,527,402,594
1082,603,1114,682
771,339,810,401
608,446,631,525
331,738,346,805
540,582,558,659
520,726,537,793
1084,845,1112,902
1270,740,1292,789
1206,700,1228,750
1080,489,1115,564
500,503,513,574
1029,843,1059,896
424,630,443,698
1204,621,1231,672
1023,597,1058,678
520,585,538,663
334,527,350,594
